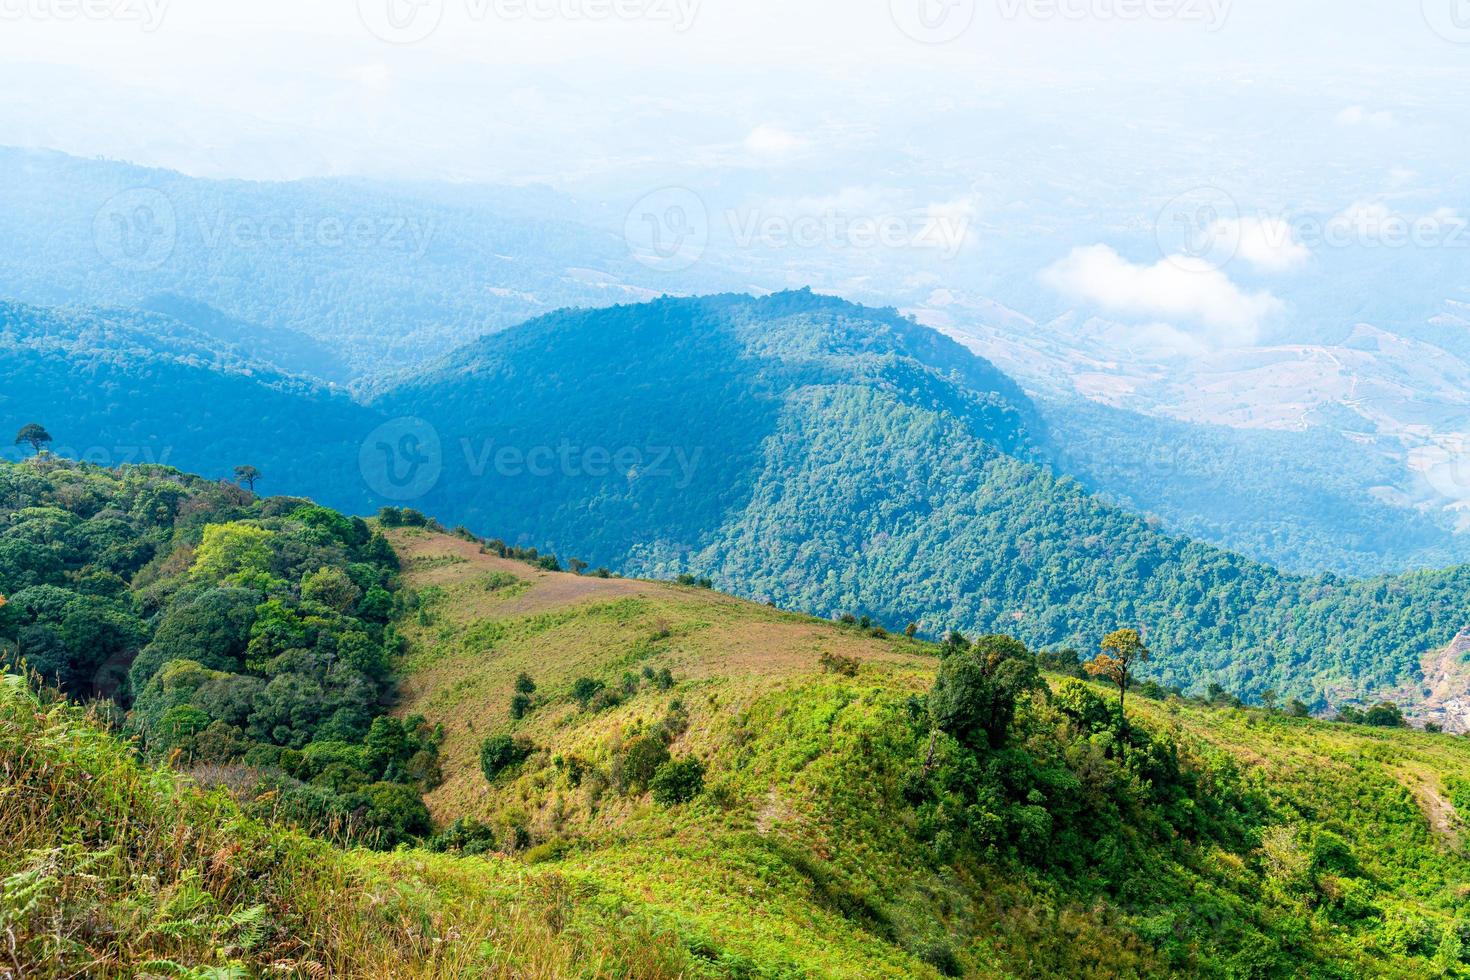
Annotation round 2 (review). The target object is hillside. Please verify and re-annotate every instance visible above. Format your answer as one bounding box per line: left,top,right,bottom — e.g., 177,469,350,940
926,301,1470,575
0,301,373,504
5,454,1470,976
383,524,1470,975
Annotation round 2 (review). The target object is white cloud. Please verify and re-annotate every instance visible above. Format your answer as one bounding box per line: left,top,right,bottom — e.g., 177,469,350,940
1212,216,1311,273
1040,245,1283,346
1335,105,1395,127
743,124,806,158
916,195,980,255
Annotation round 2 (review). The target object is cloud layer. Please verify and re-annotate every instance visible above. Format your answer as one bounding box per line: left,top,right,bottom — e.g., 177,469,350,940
1041,245,1284,346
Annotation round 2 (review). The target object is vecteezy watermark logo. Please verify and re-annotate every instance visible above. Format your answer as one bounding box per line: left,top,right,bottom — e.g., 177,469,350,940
93,188,177,272
625,187,709,272
196,211,436,258
360,417,443,501
890,0,976,43
1422,0,1470,43
727,207,973,258
459,438,703,488
1155,185,1240,270
357,0,445,43
0,0,169,31
997,0,1230,29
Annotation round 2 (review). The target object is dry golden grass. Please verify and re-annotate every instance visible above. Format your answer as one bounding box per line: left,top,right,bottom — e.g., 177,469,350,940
387,529,933,821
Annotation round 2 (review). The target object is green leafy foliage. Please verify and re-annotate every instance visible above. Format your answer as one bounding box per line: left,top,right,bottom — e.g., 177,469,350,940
650,758,705,806
479,734,532,783
0,457,433,848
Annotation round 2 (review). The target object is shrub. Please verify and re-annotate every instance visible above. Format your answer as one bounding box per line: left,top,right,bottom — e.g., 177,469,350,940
650,758,705,805
427,816,497,855
614,735,671,795
571,677,605,708
819,651,860,677
515,673,537,695
480,734,532,783
589,688,624,712
510,692,533,720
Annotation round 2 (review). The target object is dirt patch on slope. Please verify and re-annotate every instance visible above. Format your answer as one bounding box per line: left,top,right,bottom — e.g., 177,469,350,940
1396,630,1470,734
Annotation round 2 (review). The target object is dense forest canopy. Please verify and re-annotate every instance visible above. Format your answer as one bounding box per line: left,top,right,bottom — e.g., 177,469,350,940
0,456,437,846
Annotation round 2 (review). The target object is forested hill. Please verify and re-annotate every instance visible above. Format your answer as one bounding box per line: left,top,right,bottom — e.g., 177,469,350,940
6,291,1470,712
372,290,1470,712
0,300,374,506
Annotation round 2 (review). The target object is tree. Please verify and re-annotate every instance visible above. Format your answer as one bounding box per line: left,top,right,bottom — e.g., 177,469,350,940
1286,698,1311,718
14,424,52,456
514,673,537,695
301,566,361,613
928,634,1042,751
1260,689,1279,713
1084,628,1150,730
614,734,671,795
1362,701,1407,728
480,734,532,782
233,465,261,491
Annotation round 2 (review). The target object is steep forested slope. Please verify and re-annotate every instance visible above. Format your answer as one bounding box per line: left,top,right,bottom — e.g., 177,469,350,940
1040,395,1470,577
0,457,440,846
0,300,375,506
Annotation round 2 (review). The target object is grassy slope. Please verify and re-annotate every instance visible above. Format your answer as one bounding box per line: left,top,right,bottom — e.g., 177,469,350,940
6,525,1470,976
389,528,1470,978
0,674,700,978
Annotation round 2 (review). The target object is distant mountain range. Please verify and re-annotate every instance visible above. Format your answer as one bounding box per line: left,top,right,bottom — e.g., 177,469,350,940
3,146,1467,580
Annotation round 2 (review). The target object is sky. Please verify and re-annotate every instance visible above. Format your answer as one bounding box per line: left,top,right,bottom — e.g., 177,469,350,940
2,0,1467,350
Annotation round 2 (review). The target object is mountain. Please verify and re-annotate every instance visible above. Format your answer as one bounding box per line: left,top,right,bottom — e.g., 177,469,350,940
6,469,1470,977
0,300,373,507
8,291,1470,715
137,293,352,385
0,146,722,378
1039,395,1470,577
368,291,1470,713
6,145,1468,579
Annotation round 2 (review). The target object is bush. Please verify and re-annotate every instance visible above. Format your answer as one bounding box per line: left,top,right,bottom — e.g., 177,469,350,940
427,816,497,855
819,651,860,677
589,688,624,712
571,677,605,708
614,735,671,795
510,692,533,720
650,758,705,805
480,734,533,783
